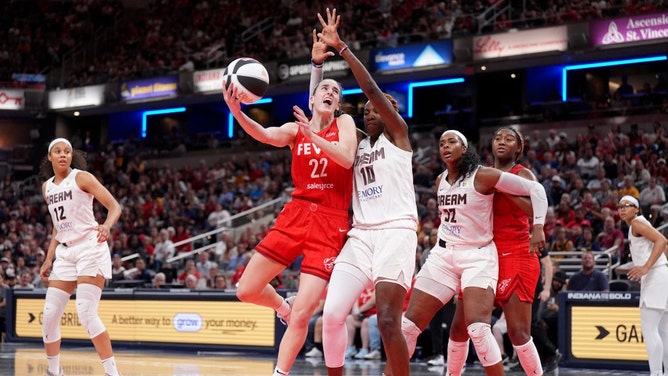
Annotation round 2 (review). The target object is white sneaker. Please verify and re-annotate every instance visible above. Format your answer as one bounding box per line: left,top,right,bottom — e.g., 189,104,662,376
364,349,382,360
427,354,445,366
277,295,296,325
345,346,357,358
45,368,64,376
304,347,323,358
354,348,369,359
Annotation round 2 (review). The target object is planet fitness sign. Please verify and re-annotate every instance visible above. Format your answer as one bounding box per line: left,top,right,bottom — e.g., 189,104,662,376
590,12,668,46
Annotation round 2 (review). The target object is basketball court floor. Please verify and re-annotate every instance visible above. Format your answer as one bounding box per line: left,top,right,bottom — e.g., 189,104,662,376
0,341,644,376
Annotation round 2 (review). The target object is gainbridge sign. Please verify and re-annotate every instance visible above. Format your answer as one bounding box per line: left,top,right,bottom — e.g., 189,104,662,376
562,291,649,370
9,290,277,349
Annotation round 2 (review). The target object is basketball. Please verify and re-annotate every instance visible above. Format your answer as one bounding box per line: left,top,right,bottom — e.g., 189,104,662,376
222,57,270,104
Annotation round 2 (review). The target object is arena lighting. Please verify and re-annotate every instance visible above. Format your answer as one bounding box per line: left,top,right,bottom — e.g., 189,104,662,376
226,97,273,138
408,78,466,118
561,55,667,101
342,88,363,95
141,107,186,138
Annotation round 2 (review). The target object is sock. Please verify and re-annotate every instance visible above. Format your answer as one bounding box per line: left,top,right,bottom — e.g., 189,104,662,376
401,316,422,357
273,366,289,375
101,356,119,376
446,339,469,376
47,354,60,374
276,299,291,317
514,337,543,375
315,342,323,351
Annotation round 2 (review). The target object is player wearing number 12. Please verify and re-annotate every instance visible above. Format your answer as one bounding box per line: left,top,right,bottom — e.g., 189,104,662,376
222,60,357,376
39,138,122,376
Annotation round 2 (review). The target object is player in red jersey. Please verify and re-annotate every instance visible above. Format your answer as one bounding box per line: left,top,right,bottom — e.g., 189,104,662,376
223,72,357,376
446,127,551,376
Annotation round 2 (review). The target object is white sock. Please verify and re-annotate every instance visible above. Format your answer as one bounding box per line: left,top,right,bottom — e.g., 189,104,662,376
401,316,422,357
101,356,119,376
273,366,289,375
514,337,543,375
276,299,291,317
446,339,469,376
47,354,60,374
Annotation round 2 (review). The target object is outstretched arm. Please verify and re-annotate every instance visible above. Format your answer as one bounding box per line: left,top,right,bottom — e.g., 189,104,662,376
318,8,411,152
223,82,297,148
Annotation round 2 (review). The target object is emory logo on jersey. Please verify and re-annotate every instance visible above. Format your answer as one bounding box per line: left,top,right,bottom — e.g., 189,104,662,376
357,184,383,201
56,221,74,232
46,190,73,205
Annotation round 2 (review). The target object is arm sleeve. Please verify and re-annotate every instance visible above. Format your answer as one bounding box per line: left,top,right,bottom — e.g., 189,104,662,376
309,65,323,110
495,172,549,225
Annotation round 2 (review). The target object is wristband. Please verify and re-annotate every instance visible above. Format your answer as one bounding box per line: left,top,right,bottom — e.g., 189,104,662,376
311,60,323,68
338,45,349,55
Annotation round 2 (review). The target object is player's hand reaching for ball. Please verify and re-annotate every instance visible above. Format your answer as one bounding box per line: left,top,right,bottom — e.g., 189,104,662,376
222,82,242,115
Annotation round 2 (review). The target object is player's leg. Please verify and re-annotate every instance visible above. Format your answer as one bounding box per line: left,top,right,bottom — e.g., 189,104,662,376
504,293,542,375
275,273,328,375
77,274,120,376
323,263,368,376
43,280,76,376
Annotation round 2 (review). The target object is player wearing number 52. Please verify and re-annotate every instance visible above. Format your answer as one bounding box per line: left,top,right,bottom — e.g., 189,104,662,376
398,130,548,376
222,69,357,376
39,138,122,376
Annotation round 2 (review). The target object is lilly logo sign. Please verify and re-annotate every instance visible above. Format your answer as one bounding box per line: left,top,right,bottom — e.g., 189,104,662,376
173,313,203,332
590,12,668,46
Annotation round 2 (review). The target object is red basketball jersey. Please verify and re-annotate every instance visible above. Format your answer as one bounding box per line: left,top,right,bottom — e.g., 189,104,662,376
290,118,353,211
493,164,530,247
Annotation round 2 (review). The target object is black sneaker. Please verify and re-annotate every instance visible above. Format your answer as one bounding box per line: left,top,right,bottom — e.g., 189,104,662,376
509,361,524,372
544,350,562,373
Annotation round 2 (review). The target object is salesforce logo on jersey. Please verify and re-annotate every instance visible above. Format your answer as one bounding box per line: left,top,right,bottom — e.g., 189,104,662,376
173,313,203,332
357,185,383,201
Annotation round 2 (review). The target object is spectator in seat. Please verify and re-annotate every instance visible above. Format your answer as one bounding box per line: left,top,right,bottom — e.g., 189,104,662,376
598,216,626,264
567,251,609,292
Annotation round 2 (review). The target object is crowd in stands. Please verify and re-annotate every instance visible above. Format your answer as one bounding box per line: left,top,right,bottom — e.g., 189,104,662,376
1,121,668,292
3,0,668,89
1,118,668,359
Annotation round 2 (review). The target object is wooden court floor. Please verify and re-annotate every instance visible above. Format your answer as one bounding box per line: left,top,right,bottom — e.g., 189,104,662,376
0,342,645,376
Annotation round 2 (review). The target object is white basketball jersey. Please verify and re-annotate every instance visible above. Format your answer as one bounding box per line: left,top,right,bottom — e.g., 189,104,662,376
351,134,418,230
437,166,493,246
629,216,667,268
45,169,98,244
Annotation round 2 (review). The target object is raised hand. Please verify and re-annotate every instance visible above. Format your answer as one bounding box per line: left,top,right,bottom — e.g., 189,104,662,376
311,28,333,65
317,8,343,50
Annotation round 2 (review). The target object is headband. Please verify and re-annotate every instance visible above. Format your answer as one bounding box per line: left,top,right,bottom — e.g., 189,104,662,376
443,130,468,148
48,138,72,153
619,195,640,208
